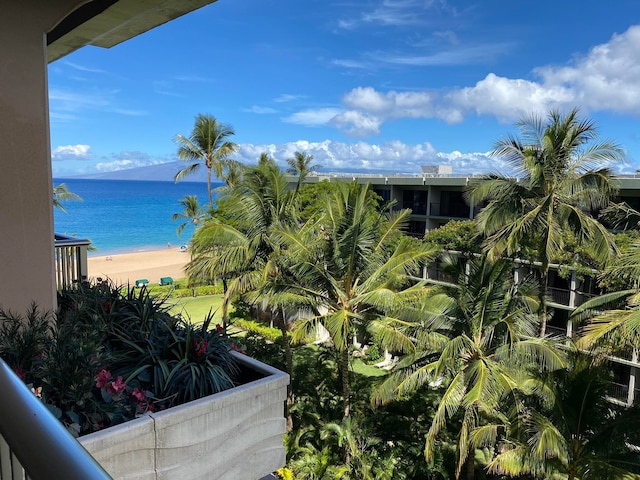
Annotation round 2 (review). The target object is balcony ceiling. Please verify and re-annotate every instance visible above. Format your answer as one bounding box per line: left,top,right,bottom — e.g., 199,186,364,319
47,0,218,63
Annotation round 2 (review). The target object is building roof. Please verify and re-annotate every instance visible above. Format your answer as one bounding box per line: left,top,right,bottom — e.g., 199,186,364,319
47,0,218,62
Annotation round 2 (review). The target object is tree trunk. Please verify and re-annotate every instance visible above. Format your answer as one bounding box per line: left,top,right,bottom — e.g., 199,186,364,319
221,278,229,332
341,348,350,420
207,166,213,207
465,453,475,479
539,268,549,337
340,347,352,467
279,307,294,433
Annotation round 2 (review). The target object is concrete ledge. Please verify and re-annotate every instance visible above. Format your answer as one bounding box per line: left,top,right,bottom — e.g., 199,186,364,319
79,353,289,480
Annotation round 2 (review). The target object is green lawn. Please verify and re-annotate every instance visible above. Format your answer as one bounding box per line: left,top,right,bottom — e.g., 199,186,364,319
168,294,225,324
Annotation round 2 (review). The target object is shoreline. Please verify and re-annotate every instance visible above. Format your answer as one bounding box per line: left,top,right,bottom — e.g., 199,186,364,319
88,242,189,258
87,246,190,286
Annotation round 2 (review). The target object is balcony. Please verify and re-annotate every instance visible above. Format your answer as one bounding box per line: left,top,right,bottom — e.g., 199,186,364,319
429,202,469,218
54,234,90,290
0,354,288,479
548,287,571,306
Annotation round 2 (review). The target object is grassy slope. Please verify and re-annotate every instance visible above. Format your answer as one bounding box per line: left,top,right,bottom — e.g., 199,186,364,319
169,294,224,324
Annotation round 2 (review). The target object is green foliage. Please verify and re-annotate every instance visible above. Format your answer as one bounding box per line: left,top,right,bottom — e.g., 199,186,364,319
174,113,239,205
423,220,482,253
234,332,286,372
488,353,640,479
363,343,381,363
53,183,82,212
0,303,50,384
233,318,283,341
296,181,343,222
0,282,239,436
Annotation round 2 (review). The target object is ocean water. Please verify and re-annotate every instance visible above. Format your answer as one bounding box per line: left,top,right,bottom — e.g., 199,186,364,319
53,179,217,256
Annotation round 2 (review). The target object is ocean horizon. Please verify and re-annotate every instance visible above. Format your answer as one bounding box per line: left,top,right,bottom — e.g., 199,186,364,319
54,178,219,257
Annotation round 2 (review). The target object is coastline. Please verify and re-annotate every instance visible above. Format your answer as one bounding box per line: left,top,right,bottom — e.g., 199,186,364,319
87,246,190,285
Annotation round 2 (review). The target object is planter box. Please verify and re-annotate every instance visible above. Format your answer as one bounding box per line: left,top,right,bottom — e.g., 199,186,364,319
79,353,289,480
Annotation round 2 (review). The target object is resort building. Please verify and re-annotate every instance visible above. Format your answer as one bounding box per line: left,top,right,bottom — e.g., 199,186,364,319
299,169,640,407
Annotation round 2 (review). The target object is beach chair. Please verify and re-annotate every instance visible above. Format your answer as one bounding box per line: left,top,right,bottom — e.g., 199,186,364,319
160,276,173,286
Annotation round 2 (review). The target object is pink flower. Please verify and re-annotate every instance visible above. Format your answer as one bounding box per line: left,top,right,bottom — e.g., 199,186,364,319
131,387,146,402
192,338,208,357
95,369,112,389
12,366,26,381
215,324,224,334
106,376,127,395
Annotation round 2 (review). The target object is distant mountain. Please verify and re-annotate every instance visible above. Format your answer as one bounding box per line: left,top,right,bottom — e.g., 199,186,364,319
72,161,207,182
69,161,416,183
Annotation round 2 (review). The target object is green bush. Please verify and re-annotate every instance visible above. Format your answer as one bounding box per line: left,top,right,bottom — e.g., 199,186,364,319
234,318,282,341
363,343,381,363
0,281,239,436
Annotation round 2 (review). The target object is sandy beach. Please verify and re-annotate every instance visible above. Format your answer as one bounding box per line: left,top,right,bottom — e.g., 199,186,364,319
88,247,189,285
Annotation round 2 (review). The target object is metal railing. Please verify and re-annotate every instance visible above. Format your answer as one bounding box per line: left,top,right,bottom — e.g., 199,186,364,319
0,359,111,480
54,234,90,290
607,381,630,405
429,202,470,218
548,287,571,306
545,325,569,338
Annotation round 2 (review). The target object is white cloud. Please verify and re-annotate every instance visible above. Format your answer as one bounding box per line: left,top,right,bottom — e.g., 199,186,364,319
95,151,169,172
282,108,343,126
52,144,92,160
326,24,640,136
95,160,137,172
244,105,278,114
49,88,147,117
274,94,305,103
64,62,107,74
330,111,382,136
338,0,426,29
235,139,495,175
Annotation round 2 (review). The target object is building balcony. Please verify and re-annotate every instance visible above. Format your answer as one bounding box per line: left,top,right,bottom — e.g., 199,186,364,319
54,233,90,290
429,202,470,218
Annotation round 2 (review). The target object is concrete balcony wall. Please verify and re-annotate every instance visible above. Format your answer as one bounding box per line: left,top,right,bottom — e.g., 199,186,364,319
79,353,289,480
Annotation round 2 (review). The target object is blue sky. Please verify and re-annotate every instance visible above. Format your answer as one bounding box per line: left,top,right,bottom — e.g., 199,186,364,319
49,0,640,178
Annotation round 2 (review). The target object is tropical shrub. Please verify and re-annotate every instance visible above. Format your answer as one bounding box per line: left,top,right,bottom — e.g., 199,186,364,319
423,219,482,253
234,318,283,341
0,282,239,436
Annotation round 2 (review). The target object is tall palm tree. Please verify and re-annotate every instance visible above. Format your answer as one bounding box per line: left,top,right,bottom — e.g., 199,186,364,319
187,156,296,326
274,182,438,422
287,151,321,192
174,114,239,207
172,195,207,237
571,241,640,354
186,156,300,430
468,108,623,336
485,353,640,480
53,183,82,212
371,254,565,478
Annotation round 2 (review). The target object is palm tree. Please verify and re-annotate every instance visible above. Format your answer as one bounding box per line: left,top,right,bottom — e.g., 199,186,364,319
468,108,623,336
53,183,82,212
187,157,296,326
571,241,640,355
371,254,566,478
287,151,321,193
174,114,239,207
186,156,300,430
274,182,438,422
172,195,207,237
485,353,640,479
